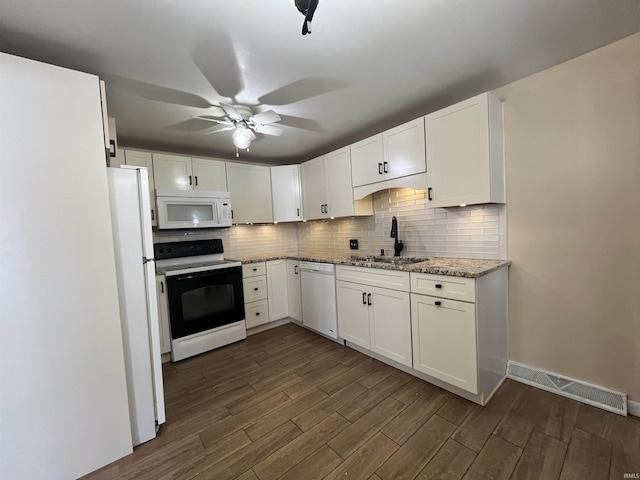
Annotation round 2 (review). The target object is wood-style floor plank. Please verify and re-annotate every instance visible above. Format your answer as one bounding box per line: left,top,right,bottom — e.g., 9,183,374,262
252,413,349,480
337,375,408,422
279,444,343,480
191,421,302,480
559,428,611,480
376,414,456,480
382,389,449,445
244,388,328,441
328,396,405,459
436,395,478,426
510,431,567,480
415,438,476,480
292,382,366,432
324,433,400,480
462,435,522,480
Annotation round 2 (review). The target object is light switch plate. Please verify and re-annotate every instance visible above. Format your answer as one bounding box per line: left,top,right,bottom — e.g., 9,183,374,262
349,239,359,250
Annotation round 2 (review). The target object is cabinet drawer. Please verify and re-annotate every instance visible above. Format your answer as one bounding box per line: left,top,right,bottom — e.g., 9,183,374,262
242,262,266,278
336,265,410,292
410,273,475,303
243,276,267,303
245,299,270,329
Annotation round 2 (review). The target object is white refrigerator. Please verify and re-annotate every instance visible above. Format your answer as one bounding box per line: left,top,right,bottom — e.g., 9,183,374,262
107,166,166,446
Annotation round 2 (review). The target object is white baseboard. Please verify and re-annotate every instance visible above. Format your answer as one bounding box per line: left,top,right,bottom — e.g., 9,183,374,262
629,400,640,417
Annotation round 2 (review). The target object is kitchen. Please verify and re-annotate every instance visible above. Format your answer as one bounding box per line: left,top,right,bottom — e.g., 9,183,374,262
1,2,639,479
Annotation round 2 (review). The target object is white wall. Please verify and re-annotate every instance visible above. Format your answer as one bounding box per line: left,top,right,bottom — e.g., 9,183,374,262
0,54,133,479
495,33,640,401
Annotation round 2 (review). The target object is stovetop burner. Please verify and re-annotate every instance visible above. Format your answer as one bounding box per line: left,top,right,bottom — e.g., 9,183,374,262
154,239,240,276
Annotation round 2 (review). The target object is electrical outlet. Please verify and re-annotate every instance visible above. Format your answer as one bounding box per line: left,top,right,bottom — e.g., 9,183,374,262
349,239,359,250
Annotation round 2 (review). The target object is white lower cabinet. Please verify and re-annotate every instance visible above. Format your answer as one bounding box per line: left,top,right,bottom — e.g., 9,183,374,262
411,294,478,393
409,268,508,400
155,274,171,355
266,260,288,322
286,260,302,322
336,266,412,367
243,262,270,329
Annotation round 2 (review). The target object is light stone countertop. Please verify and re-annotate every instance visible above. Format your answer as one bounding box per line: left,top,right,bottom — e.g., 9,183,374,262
227,251,510,278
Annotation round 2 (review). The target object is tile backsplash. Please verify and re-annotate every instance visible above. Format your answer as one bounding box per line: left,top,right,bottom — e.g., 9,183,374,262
153,188,507,260
297,189,508,259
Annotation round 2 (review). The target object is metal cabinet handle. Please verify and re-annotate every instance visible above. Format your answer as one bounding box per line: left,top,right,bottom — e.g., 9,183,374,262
367,293,372,306
151,209,155,221
160,281,164,293
253,268,257,272
254,287,259,291
435,284,442,289
297,207,300,217
194,176,198,186
109,140,116,158
383,161,388,173
435,301,442,306
294,265,298,275
378,163,383,174
188,175,192,186
256,312,260,316
362,292,367,305
428,187,433,201
231,209,234,219
324,204,329,214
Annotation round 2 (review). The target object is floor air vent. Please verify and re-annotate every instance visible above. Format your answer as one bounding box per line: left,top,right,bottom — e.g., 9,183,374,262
507,361,627,416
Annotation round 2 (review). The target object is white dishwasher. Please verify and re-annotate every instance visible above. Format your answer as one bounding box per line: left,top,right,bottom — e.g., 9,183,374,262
300,261,339,340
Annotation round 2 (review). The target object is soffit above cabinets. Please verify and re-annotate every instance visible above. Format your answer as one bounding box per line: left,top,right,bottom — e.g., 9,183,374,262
2,0,639,164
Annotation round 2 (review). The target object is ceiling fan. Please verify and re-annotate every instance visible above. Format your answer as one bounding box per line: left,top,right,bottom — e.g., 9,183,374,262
193,104,283,156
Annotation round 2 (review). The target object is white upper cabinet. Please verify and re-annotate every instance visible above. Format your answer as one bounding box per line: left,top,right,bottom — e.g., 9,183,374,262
192,158,227,191
383,118,426,180
301,147,372,221
301,156,327,221
153,154,227,192
124,150,157,226
425,92,505,207
351,118,426,187
271,165,302,223
226,163,273,224
153,153,192,190
351,134,384,187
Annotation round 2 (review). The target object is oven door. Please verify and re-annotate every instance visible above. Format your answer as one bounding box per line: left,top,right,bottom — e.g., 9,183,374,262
166,266,245,339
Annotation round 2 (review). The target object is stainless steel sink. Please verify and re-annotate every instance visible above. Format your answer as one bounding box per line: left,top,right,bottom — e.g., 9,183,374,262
372,258,424,265
352,256,426,265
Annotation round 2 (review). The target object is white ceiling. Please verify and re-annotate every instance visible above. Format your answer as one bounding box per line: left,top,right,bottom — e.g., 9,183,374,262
1,1,639,165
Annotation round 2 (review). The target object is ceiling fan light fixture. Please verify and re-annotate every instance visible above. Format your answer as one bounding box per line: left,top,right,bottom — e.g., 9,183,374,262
232,124,253,150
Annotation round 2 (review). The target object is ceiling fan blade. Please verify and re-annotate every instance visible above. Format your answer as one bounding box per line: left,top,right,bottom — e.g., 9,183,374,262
208,105,227,117
221,103,243,121
204,125,235,135
250,110,281,125
253,124,284,137
278,114,323,132
192,35,244,101
192,115,232,125
257,78,348,106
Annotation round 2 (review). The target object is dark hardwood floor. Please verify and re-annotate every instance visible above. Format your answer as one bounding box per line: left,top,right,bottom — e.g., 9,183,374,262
84,323,640,480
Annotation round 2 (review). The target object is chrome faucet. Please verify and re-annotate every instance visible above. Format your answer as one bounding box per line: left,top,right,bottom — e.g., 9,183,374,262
390,216,404,256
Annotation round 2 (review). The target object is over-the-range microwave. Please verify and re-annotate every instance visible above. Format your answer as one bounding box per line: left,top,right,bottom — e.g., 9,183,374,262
156,189,232,229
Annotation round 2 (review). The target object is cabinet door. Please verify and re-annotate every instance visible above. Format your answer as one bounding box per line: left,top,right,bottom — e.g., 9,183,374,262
226,163,274,224
383,117,426,180
411,294,478,394
155,275,171,355
153,153,193,190
324,147,355,218
369,286,412,367
301,156,327,220
243,276,268,303
245,300,270,329
425,93,492,207
266,260,289,321
192,158,227,191
350,134,384,187
271,165,302,222
336,281,370,349
286,260,302,322
125,150,157,226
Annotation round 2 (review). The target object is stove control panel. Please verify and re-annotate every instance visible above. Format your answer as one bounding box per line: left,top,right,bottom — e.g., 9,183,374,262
154,239,224,260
